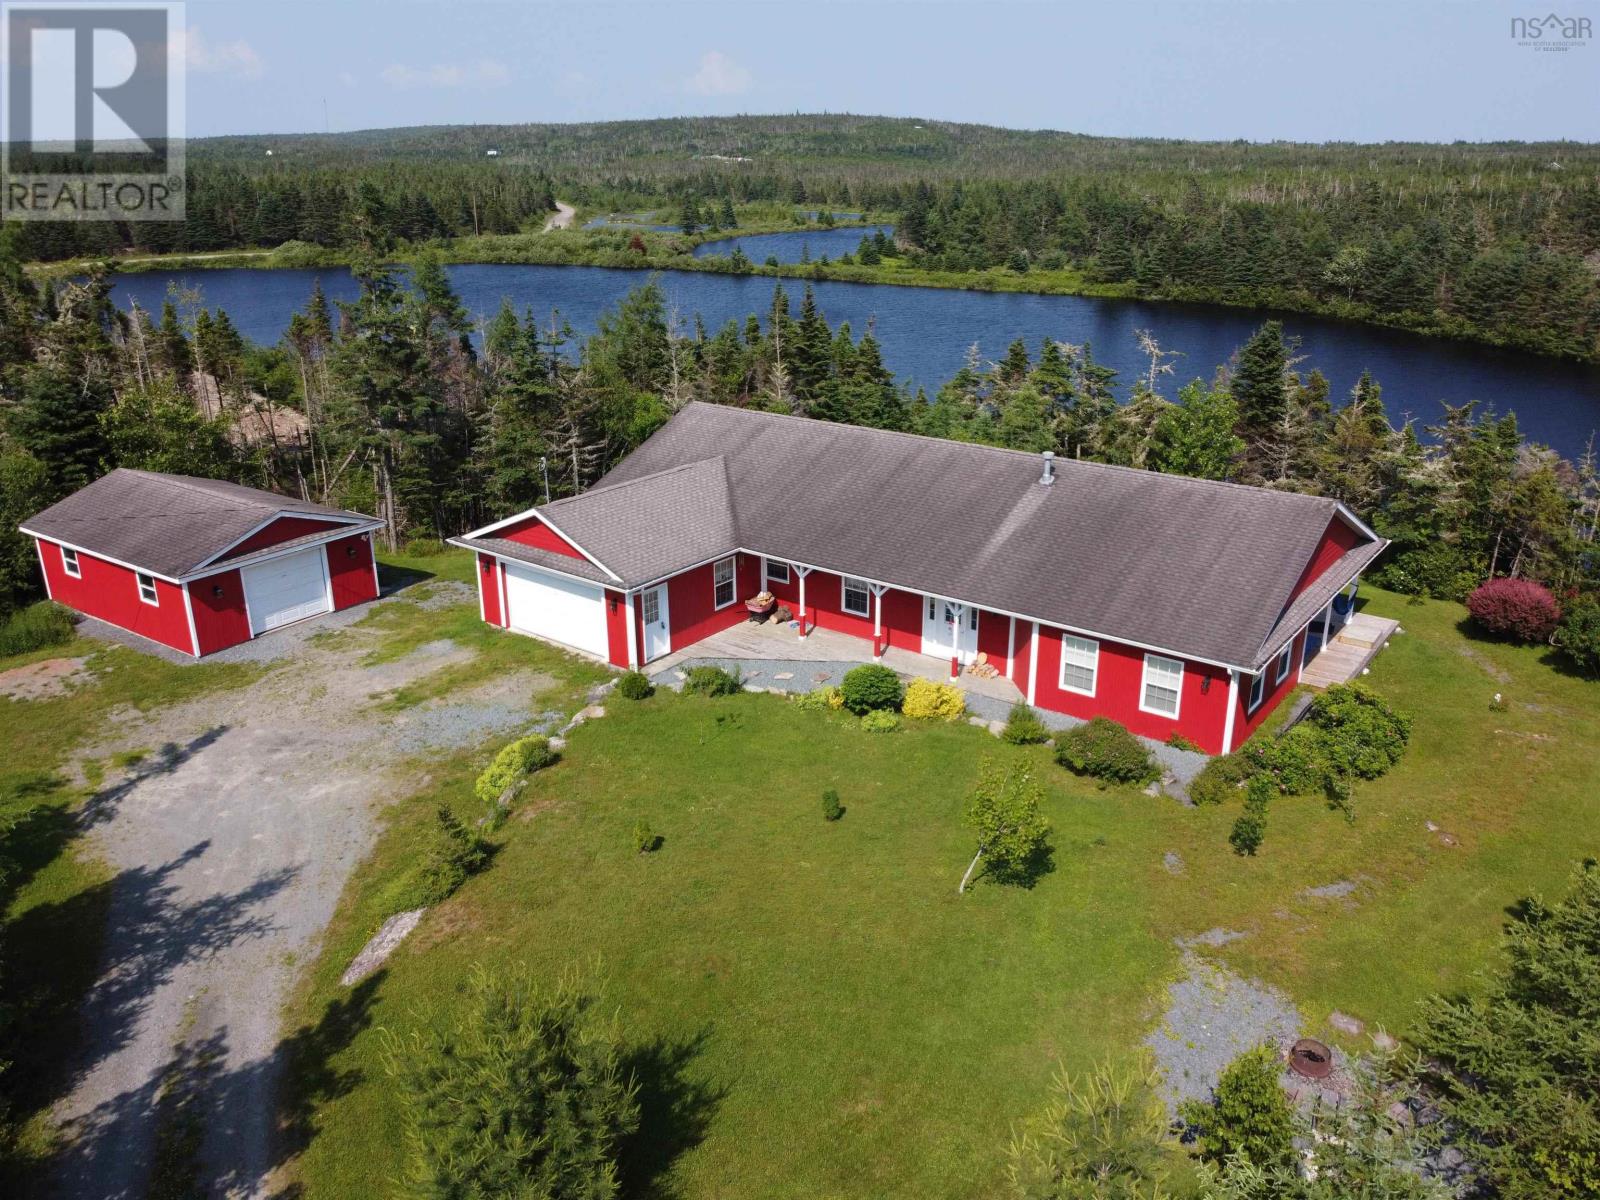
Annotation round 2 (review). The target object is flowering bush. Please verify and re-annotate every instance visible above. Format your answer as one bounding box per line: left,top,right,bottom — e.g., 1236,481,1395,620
1466,577,1561,642
901,678,966,721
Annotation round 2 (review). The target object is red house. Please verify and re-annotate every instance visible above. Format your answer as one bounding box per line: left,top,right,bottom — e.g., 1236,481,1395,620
453,403,1386,754
21,469,384,657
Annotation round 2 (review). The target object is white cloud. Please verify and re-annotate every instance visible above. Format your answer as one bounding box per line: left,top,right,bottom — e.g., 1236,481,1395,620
379,59,510,90
338,71,357,90
171,27,264,79
685,51,751,97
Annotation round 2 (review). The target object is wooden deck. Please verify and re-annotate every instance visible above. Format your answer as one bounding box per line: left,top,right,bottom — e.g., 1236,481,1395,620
1299,612,1399,689
649,618,1027,705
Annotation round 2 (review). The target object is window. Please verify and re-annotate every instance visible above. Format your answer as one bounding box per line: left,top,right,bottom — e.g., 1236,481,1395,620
1247,671,1266,713
61,546,80,578
842,576,872,618
136,572,159,606
1274,643,1293,684
1059,634,1099,696
1140,654,1183,718
713,557,736,609
641,589,660,626
764,559,790,585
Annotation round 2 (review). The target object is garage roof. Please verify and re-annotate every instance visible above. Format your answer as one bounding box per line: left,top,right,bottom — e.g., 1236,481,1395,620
22,469,374,579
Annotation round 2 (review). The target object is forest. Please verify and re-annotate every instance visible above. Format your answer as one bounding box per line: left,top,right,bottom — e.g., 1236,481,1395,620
13,114,1600,360
1,217,1595,628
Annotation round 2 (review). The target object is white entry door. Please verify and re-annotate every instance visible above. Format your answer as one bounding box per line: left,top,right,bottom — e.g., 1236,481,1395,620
242,548,331,633
921,595,979,664
640,584,671,661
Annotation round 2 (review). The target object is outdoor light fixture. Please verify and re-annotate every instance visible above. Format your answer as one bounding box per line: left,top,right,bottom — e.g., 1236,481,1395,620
1200,676,1211,694
609,595,620,613
347,544,357,557
212,584,224,598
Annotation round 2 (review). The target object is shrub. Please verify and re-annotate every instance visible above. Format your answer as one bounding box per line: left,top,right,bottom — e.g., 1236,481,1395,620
961,759,1050,891
1228,777,1272,856
1006,1058,1171,1197
1554,598,1600,677
615,670,654,700
382,964,639,1199
1308,683,1410,779
821,788,843,821
1166,732,1203,753
901,678,965,721
1370,542,1477,600
682,665,742,696
839,664,903,714
1054,718,1158,785
1001,703,1050,745
1245,724,1330,796
403,807,490,908
0,600,75,658
1467,576,1561,642
1188,753,1252,806
474,735,555,806
1179,1043,1295,1170
860,709,901,733
792,685,842,712
632,819,656,854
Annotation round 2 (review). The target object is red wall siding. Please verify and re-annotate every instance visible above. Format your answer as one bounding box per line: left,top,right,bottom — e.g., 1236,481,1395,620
977,610,1012,677
498,515,586,560
37,539,194,654
1230,629,1306,749
665,553,756,651
190,569,250,654
326,533,378,610
1029,624,1232,754
604,588,630,667
791,569,922,653
220,516,347,561
1287,517,1364,604
478,554,503,626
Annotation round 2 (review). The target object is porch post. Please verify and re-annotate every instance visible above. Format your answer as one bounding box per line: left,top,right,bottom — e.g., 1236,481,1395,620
1222,669,1239,754
870,583,888,660
623,590,638,669
1320,600,1333,649
949,602,964,680
1027,621,1039,705
795,565,812,639
1007,616,1016,681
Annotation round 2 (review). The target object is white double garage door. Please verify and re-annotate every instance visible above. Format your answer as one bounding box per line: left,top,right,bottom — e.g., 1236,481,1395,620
504,563,609,658
242,547,332,634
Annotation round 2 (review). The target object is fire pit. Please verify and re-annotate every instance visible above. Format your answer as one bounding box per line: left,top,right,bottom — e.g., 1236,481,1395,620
1288,1038,1335,1080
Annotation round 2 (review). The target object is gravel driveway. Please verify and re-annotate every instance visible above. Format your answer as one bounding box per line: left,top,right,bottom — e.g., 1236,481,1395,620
50,589,556,1199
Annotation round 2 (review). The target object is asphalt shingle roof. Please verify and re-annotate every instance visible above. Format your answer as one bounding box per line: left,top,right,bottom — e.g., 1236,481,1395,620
22,469,372,579
472,404,1385,669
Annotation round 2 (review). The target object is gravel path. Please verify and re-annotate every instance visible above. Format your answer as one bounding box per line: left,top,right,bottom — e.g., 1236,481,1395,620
50,586,559,1200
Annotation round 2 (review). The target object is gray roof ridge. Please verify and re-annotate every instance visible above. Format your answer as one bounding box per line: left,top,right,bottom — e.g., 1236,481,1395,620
542,453,730,509
679,401,1344,511
116,467,282,513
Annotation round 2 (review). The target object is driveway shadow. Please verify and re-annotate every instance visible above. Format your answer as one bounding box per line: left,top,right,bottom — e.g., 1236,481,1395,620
80,725,230,828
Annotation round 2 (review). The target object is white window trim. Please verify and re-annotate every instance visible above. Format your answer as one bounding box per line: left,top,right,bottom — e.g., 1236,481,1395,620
136,571,159,607
1246,671,1266,713
1057,633,1099,697
841,575,871,618
61,545,81,578
763,558,790,586
712,556,736,610
1274,643,1293,684
1138,653,1184,719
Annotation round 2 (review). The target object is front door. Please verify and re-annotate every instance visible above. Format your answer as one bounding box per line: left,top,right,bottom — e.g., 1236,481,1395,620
640,584,671,661
921,595,979,664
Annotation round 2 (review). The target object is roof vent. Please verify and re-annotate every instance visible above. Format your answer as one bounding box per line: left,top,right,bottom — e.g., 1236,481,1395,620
1039,450,1056,486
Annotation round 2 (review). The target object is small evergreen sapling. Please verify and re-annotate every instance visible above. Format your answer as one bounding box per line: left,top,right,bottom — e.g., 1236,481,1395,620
821,789,843,822
632,820,656,854
1179,1043,1296,1170
1229,777,1271,856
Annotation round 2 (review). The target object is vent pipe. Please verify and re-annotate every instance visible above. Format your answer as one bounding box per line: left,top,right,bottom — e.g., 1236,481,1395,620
1040,450,1056,486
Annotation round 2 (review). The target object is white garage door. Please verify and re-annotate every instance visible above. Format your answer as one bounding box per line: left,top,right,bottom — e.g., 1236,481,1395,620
243,548,330,633
505,563,608,658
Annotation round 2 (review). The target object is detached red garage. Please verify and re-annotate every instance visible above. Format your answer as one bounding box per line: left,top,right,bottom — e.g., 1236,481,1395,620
20,469,384,657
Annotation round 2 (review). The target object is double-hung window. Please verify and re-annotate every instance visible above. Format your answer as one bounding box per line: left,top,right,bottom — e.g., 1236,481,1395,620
1059,634,1099,696
842,576,872,618
1247,671,1266,713
1140,654,1183,718
61,546,81,578
1274,643,1293,684
765,559,790,585
136,572,159,606
713,557,736,609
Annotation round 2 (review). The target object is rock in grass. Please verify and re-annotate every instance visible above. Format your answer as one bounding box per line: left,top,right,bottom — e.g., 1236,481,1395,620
342,908,425,986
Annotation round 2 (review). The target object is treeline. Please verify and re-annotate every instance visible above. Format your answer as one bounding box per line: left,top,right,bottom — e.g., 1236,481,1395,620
1,229,1596,622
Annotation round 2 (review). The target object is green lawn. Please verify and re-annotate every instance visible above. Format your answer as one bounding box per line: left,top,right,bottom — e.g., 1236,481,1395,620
280,583,1600,1198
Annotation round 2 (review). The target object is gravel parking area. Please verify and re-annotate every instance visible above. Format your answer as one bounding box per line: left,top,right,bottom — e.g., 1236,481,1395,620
50,586,565,1200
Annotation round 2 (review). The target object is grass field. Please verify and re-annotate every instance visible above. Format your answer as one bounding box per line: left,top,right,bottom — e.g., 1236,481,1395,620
278,580,1600,1198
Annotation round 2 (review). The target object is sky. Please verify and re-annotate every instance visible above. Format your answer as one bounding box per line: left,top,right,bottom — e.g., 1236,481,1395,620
162,0,1599,142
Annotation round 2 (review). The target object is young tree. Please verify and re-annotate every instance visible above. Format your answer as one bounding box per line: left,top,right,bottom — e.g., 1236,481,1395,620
383,964,640,1199
1413,862,1600,1199
960,760,1050,892
1180,1044,1295,1171
1148,381,1243,480
1007,1058,1172,1199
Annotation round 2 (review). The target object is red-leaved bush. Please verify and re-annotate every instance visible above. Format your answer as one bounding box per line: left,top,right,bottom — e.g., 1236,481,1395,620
1466,577,1561,642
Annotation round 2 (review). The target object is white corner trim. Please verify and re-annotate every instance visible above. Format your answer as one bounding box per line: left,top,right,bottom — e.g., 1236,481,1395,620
623,590,638,668
1222,669,1239,753
180,582,202,657
35,539,55,599
1026,621,1039,705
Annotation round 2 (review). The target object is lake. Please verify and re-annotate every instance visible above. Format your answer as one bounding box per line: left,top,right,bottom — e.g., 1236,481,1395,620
108,237,1600,461
692,225,895,263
